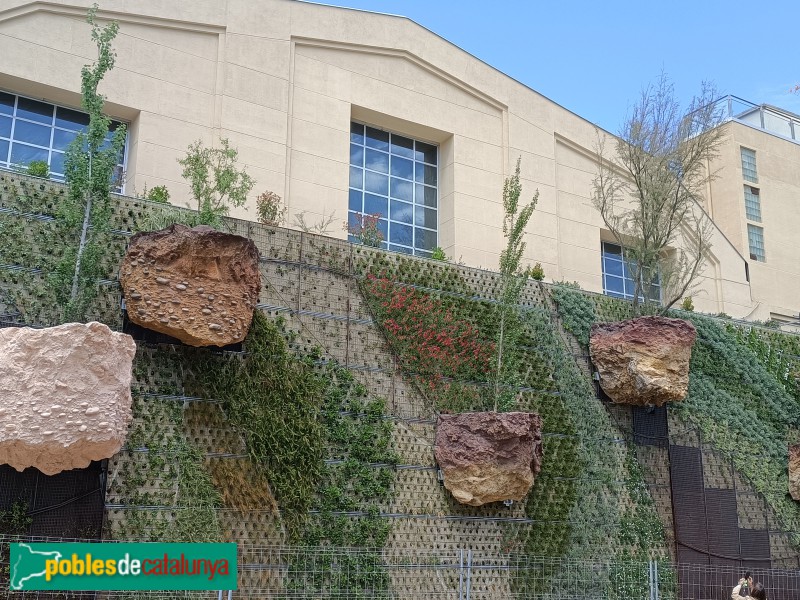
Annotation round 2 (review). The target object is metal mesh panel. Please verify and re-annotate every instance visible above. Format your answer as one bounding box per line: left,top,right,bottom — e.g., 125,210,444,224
0,463,105,539
632,406,668,448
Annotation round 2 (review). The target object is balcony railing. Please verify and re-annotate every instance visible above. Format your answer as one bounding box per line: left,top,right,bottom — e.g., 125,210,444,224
714,94,800,142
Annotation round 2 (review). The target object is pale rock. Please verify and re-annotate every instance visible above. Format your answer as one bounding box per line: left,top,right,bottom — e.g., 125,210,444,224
0,322,135,475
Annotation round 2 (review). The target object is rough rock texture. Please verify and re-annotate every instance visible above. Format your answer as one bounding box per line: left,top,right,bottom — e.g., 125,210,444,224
789,444,800,501
0,322,136,475
434,412,543,506
120,224,260,347
589,316,697,406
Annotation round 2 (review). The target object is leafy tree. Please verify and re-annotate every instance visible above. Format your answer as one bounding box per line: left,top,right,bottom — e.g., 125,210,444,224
592,74,724,315
493,158,538,411
178,138,255,227
56,3,127,321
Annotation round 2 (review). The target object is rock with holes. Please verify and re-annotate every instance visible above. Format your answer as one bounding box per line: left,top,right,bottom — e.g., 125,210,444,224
120,224,260,347
434,411,543,506
0,322,135,475
789,444,800,501
589,316,697,406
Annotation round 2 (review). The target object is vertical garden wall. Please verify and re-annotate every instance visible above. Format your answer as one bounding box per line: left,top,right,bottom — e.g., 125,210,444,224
2,171,799,597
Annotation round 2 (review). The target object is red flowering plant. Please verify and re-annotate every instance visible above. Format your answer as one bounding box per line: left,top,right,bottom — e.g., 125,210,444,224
345,213,384,248
361,273,496,412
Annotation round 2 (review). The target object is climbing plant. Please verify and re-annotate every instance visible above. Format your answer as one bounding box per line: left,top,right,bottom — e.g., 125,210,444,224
110,388,222,543
360,273,498,412
551,282,597,346
286,362,397,598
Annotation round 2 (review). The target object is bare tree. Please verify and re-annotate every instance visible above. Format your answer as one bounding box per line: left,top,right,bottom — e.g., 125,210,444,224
592,74,725,315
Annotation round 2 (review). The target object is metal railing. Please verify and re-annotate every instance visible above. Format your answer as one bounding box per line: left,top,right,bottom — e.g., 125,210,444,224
715,95,800,142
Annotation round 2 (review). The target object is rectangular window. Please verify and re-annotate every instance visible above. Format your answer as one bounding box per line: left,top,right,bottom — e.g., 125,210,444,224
601,242,661,302
0,90,127,192
747,224,765,262
741,147,757,183
348,121,437,257
743,185,761,222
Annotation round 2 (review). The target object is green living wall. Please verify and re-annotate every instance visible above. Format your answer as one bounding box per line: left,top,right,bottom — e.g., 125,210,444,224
15,171,800,596
554,283,800,554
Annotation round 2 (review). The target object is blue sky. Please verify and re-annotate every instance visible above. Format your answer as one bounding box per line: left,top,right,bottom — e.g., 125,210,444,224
308,0,800,133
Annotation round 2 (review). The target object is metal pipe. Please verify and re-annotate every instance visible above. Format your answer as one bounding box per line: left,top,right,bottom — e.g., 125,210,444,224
458,549,464,600
465,549,473,600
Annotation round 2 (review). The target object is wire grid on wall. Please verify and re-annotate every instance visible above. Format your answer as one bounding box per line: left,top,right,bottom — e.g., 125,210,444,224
5,173,800,598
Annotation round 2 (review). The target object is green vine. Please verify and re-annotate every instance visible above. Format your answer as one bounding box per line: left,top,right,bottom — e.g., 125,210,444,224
110,392,222,543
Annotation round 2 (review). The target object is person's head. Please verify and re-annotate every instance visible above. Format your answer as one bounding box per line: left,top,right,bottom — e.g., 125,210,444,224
751,582,766,600
744,571,753,589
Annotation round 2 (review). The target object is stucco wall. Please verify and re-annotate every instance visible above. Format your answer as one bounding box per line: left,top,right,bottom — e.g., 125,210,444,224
0,0,756,316
706,121,800,321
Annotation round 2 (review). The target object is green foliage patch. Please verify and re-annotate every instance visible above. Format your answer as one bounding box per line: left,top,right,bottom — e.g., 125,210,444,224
194,311,326,538
675,314,800,546
551,282,596,346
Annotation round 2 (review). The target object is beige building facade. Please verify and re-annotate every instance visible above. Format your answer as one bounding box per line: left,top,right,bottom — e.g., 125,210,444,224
0,0,791,321
701,101,800,324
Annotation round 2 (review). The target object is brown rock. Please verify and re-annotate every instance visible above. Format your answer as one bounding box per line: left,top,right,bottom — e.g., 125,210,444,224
0,322,136,475
434,411,542,506
120,224,260,347
789,444,800,501
589,316,697,406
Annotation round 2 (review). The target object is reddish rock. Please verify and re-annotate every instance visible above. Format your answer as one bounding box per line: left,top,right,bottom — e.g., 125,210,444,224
0,322,135,475
434,411,542,506
790,444,800,501
120,224,260,347
589,316,696,406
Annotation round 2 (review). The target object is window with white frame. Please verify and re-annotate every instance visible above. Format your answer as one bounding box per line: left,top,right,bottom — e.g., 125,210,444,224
601,242,661,301
348,122,438,256
0,91,127,191
747,224,765,262
744,185,761,222
740,147,758,183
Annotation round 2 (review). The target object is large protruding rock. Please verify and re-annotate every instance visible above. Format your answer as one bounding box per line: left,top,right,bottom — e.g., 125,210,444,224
120,224,260,347
0,322,136,475
589,316,697,406
434,411,542,506
789,444,800,501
